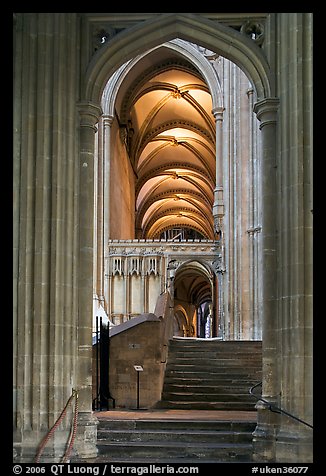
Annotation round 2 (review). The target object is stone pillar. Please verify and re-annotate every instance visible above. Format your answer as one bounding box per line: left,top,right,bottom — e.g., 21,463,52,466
13,12,81,462
212,107,225,236
272,13,313,463
252,97,280,461
126,273,131,319
247,86,262,340
102,115,114,314
213,274,219,337
141,272,146,313
212,106,226,341
75,101,102,459
93,123,103,314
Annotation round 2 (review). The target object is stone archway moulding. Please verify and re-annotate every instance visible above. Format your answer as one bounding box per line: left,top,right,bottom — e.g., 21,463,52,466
83,12,273,106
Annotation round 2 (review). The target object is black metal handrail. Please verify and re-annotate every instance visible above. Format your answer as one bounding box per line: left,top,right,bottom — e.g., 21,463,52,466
249,381,313,429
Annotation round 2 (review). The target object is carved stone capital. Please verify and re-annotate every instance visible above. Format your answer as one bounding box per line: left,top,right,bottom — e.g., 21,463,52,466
102,114,114,127
212,106,225,122
253,98,279,129
77,101,102,130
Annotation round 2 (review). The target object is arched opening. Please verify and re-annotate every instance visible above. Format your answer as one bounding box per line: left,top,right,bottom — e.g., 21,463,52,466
94,33,265,340
173,260,216,338
173,305,188,337
102,41,218,241
81,11,277,452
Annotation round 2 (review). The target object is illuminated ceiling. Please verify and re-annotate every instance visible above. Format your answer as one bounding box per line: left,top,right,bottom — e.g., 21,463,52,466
116,46,216,239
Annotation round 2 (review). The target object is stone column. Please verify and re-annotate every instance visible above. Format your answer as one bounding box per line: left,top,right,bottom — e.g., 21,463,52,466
272,13,313,463
217,271,224,338
126,272,131,320
14,12,81,462
252,97,280,461
213,274,218,337
93,124,101,314
212,107,225,236
102,115,114,315
247,86,262,340
141,272,146,313
75,101,102,459
212,107,226,341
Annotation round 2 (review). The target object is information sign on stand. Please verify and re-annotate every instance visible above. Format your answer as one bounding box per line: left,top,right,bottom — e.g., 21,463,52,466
133,365,143,409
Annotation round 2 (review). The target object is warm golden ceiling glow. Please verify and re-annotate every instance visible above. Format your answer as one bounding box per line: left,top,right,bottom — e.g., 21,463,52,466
118,51,216,239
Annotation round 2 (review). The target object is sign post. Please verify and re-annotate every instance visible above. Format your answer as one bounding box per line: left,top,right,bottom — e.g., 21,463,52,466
133,365,143,409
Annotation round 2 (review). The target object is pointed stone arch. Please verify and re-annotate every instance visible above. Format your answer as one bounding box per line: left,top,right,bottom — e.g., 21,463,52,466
83,13,272,106
101,38,224,118
79,10,279,461
173,304,189,337
173,259,215,337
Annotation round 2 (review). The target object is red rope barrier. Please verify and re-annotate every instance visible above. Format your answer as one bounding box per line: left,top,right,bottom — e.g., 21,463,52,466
62,390,79,463
35,389,78,463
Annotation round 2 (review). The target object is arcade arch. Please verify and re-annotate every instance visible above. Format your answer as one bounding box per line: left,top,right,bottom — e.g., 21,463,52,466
78,12,279,459
173,260,216,338
101,41,219,241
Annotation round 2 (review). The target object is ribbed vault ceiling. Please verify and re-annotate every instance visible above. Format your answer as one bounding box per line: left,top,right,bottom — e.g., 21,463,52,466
116,47,216,239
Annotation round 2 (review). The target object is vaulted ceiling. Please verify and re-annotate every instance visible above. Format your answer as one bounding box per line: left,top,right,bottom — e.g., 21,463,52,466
116,46,216,239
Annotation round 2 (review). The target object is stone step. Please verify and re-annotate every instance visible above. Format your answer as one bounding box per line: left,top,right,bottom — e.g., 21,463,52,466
97,428,253,444
169,340,262,349
164,376,259,385
97,439,253,461
166,368,261,376
161,392,255,402
168,358,261,365
97,339,262,462
168,347,262,353
158,340,262,412
166,365,262,375
163,384,253,394
169,347,261,354
167,358,261,366
97,418,256,432
155,400,257,410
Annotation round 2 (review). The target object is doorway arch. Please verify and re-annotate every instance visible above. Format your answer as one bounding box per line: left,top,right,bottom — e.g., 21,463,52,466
77,11,279,462
173,259,216,338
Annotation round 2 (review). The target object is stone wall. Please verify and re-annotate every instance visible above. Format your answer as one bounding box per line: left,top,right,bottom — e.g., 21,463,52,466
109,316,164,409
109,118,136,239
105,239,221,328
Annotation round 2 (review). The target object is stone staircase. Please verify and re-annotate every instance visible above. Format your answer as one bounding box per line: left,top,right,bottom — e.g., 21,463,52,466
157,338,262,411
94,338,262,463
95,417,257,463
